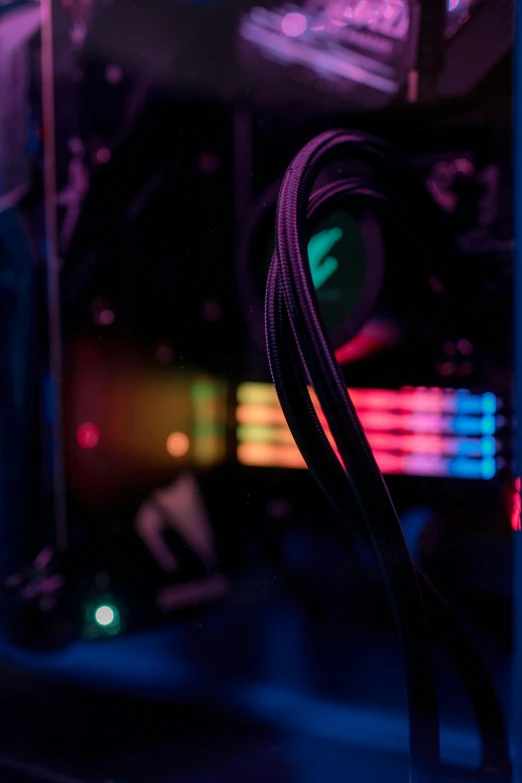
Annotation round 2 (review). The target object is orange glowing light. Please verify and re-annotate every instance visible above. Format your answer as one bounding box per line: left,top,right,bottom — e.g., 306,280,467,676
237,442,306,469
236,404,287,426
166,432,190,458
237,440,399,474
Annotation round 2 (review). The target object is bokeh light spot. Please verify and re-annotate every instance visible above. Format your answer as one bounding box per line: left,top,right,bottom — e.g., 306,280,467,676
98,309,115,326
95,604,118,627
105,64,123,84
77,422,100,450
96,148,111,164
167,432,190,458
281,12,307,37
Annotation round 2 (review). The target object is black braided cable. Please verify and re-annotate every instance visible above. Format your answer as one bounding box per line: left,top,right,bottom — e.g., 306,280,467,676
265,131,511,782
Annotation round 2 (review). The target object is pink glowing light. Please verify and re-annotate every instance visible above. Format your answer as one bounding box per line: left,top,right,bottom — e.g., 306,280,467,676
77,422,100,450
354,1,371,19
355,411,456,434
454,158,475,176
334,318,402,365
34,547,53,571
406,454,446,476
328,3,352,27
512,477,521,532
448,0,460,11
313,406,449,436
281,12,307,37
335,335,380,364
240,15,398,93
105,64,123,85
96,148,111,164
98,309,115,326
367,432,457,455
373,452,405,475
457,339,473,355
348,388,452,413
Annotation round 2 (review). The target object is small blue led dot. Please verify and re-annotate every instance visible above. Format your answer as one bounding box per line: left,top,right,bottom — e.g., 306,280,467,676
481,415,496,436
481,436,497,457
481,457,497,480
482,393,497,415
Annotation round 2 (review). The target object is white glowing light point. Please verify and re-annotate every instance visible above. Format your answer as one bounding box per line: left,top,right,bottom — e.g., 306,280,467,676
95,605,116,627
281,12,307,37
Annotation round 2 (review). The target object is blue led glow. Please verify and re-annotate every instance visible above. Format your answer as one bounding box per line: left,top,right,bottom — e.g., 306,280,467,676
453,391,497,416
449,458,482,479
455,440,479,456
481,457,497,480
448,457,497,480
455,393,484,415
481,393,497,414
453,417,479,436
481,436,497,457
452,416,495,436
449,458,491,480
454,437,496,457
481,415,496,435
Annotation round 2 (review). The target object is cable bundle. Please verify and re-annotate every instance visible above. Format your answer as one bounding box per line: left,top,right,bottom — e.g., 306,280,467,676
265,129,510,783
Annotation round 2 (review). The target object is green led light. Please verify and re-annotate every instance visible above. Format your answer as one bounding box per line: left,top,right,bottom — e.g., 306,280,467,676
308,227,342,290
263,210,368,337
193,422,224,436
237,424,278,443
191,381,217,400
94,604,120,628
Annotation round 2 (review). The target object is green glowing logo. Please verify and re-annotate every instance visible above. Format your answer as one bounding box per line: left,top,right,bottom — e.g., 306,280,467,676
308,226,343,290
263,210,366,335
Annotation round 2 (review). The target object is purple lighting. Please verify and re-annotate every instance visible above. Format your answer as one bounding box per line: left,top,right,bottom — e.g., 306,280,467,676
240,18,398,94
328,3,352,27
239,0,409,99
98,309,115,326
281,12,307,37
